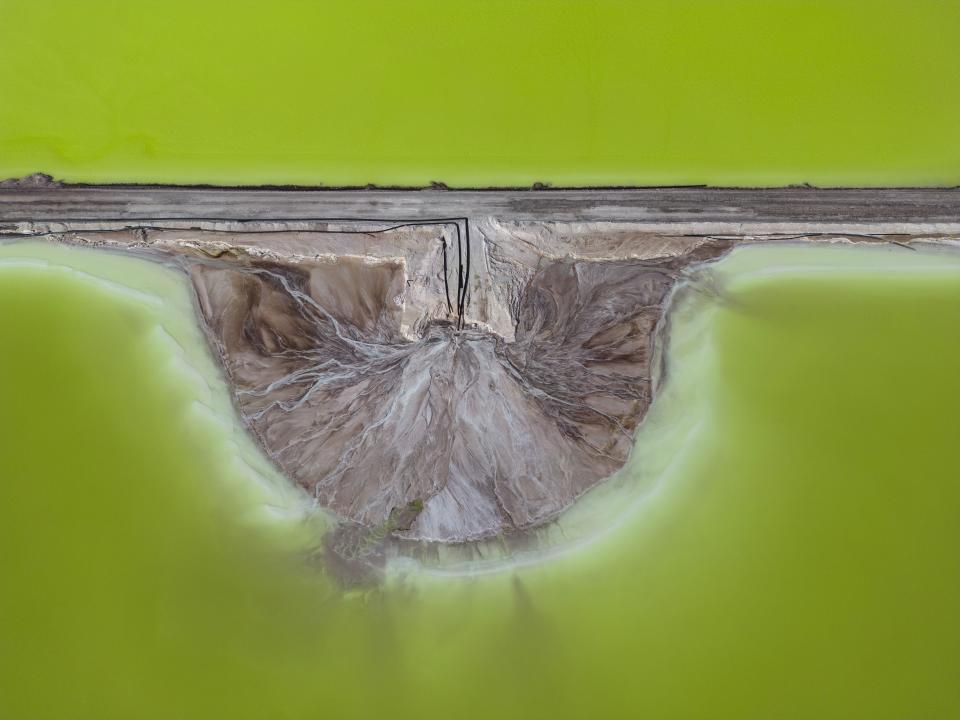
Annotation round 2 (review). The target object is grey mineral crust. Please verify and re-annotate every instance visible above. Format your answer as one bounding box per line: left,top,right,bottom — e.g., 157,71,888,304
23,221,734,543
178,227,733,542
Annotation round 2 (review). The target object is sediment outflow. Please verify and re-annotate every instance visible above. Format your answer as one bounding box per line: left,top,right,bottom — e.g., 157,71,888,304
178,226,732,542
6,217,954,548
30,222,731,542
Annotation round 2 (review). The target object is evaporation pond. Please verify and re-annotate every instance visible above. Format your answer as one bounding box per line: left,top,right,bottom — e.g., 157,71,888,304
1,240,958,719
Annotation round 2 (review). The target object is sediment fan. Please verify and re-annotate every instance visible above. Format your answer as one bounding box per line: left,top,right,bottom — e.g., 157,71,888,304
3,185,957,562
184,234,732,543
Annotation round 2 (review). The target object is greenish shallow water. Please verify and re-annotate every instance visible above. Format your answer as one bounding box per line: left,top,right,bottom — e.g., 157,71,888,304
1,241,959,719
1,0,959,186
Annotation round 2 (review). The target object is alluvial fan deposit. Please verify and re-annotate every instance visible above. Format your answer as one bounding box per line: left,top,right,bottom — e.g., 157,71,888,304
10,218,955,557
14,222,731,545
187,242,730,543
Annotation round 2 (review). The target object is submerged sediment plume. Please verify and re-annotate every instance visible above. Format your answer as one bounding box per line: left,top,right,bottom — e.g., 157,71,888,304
7,221,957,558
187,248,743,544
8,222,729,546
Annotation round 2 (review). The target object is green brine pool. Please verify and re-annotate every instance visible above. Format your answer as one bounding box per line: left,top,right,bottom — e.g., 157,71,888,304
1,240,958,719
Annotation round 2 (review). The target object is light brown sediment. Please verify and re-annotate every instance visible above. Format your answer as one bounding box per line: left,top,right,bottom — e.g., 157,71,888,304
2,187,957,558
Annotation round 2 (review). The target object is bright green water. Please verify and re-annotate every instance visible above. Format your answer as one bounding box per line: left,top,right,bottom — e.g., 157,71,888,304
1,0,959,187
1,241,959,719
